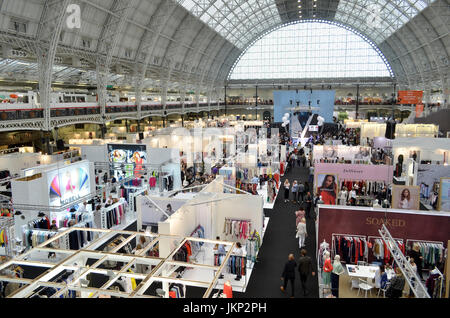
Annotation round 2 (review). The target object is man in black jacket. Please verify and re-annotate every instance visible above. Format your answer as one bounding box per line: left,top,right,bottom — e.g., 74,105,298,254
298,248,316,296
280,254,297,298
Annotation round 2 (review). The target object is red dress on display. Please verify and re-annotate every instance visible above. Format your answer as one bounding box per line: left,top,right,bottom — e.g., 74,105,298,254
223,282,233,298
319,189,336,205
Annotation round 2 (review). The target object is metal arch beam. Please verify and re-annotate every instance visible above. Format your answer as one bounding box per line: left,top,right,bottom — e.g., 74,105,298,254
421,1,450,97
214,48,241,86
382,0,444,93
389,32,426,90
133,0,179,117
36,0,71,131
96,0,137,119
183,28,222,89
401,22,441,101
159,10,195,88
198,38,233,95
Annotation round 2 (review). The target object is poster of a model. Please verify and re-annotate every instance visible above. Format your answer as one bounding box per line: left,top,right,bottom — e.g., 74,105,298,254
48,162,90,206
107,144,147,179
391,185,420,210
316,173,338,205
438,178,450,212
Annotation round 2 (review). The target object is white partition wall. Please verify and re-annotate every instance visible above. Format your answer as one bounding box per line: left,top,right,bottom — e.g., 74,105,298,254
212,193,264,243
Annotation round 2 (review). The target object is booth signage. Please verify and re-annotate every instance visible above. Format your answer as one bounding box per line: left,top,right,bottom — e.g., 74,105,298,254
314,163,393,183
398,90,423,104
47,161,91,206
318,207,450,253
309,125,319,132
107,143,147,179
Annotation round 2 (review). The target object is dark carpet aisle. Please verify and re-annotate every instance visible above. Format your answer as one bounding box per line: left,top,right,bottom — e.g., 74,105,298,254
241,164,319,298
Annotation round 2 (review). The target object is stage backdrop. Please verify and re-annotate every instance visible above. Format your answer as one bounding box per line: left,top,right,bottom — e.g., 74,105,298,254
317,206,450,250
273,90,335,123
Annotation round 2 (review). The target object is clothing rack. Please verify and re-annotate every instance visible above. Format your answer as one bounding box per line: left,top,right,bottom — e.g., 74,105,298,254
405,239,445,271
426,267,444,298
23,228,58,248
368,235,405,265
99,198,127,229
223,218,253,240
189,225,205,258
0,217,14,257
331,233,368,264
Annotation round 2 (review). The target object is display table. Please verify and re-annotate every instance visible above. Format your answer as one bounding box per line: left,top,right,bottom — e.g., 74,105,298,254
346,264,395,280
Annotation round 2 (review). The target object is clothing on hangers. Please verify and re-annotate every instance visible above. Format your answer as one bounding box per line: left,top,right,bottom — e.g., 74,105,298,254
223,219,252,240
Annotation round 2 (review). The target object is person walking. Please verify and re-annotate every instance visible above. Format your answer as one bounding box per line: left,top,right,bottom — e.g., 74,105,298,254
298,248,315,297
284,179,290,203
291,153,297,168
296,217,307,249
298,181,305,203
280,254,297,298
291,180,299,203
305,192,313,218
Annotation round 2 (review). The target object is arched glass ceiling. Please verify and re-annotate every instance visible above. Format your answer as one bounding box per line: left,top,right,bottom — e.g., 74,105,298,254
335,0,435,44
176,0,281,49
228,21,394,80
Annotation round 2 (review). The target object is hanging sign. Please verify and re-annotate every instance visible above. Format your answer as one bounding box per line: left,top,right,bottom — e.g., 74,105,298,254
397,90,423,104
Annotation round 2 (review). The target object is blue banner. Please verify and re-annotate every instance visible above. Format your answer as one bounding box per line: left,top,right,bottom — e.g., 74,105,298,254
273,90,335,123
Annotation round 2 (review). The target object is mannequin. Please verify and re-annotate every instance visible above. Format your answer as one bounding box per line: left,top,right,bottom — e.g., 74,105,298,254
322,251,333,292
394,154,404,177
338,187,348,205
223,281,233,298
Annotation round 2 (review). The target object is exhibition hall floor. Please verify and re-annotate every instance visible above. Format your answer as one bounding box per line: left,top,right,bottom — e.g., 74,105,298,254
241,164,320,298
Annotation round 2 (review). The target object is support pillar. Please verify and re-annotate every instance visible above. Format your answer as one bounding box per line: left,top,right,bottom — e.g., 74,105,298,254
356,84,360,119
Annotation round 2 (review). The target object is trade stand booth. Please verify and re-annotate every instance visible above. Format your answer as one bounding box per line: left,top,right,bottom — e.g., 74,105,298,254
0,226,240,298
313,145,372,165
313,163,394,207
71,141,182,194
316,204,450,298
136,176,267,293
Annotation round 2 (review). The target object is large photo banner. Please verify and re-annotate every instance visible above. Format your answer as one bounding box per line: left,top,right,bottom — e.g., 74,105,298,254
47,161,91,206
107,143,147,179
391,185,420,210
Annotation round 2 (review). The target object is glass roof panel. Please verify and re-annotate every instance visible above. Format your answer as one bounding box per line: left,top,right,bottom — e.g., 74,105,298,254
228,21,394,80
177,0,280,49
336,0,435,44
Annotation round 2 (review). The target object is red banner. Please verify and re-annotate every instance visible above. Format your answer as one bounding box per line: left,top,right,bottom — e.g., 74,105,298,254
398,90,423,104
